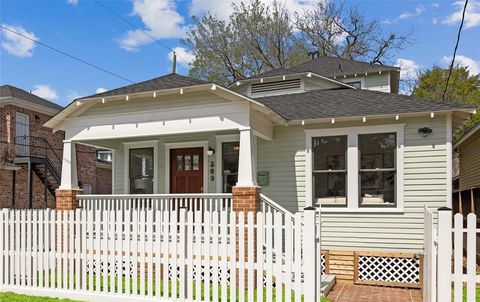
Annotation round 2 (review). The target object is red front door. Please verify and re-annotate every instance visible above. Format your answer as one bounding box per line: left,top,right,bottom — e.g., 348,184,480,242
170,147,204,193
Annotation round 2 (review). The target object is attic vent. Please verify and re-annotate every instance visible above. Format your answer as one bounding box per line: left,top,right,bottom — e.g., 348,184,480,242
251,79,301,95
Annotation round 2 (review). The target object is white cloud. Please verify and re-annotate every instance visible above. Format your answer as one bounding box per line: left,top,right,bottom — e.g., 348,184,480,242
383,5,425,24
168,47,195,69
432,2,440,8
442,55,480,75
119,0,186,51
65,90,84,100
442,0,480,28
395,58,420,95
399,5,425,19
67,0,78,6
1,24,37,57
31,85,58,101
395,58,420,81
96,87,107,94
189,0,317,22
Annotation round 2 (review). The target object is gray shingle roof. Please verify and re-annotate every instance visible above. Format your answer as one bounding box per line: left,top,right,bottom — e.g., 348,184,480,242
78,73,209,100
0,85,63,111
253,88,474,121
248,56,399,79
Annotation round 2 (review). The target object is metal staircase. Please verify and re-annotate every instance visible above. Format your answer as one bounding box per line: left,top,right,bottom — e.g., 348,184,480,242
12,136,62,207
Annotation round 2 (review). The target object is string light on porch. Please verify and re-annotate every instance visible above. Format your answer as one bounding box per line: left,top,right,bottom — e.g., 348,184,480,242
76,101,82,106
126,95,129,101
180,88,184,95
395,115,399,120
211,84,216,91
153,91,156,98
331,118,335,124
430,112,435,118
101,98,105,104
362,116,367,123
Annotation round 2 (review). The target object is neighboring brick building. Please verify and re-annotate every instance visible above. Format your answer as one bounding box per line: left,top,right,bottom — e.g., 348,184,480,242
0,85,111,208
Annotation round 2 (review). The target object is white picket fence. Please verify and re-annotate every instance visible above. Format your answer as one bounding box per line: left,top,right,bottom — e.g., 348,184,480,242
0,207,322,302
424,207,479,302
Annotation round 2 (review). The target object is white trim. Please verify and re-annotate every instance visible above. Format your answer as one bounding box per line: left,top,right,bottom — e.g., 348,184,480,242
305,124,405,211
111,150,116,194
1,97,60,116
446,113,453,207
164,141,209,194
215,134,240,192
123,140,159,194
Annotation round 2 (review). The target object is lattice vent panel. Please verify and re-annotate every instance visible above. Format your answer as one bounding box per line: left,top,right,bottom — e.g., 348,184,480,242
357,255,420,284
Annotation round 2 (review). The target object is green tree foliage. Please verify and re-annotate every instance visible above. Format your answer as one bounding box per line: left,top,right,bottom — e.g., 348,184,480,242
183,0,410,86
413,66,480,132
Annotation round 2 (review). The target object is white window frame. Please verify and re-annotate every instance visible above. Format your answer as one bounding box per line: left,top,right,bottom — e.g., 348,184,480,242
123,140,158,194
305,124,405,213
215,134,240,192
342,77,364,89
164,141,209,194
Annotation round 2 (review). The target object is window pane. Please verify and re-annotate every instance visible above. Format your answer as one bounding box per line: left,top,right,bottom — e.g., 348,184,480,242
192,154,200,171
222,142,239,193
129,147,154,194
359,133,396,169
176,155,183,171
312,136,347,171
184,155,192,171
346,81,361,88
360,171,396,205
314,172,347,206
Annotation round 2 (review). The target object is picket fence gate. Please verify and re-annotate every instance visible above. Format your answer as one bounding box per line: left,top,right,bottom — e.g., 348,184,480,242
424,207,479,302
0,207,322,302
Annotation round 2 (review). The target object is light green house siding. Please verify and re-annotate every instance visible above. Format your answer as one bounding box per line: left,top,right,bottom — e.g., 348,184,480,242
257,115,448,252
110,132,237,194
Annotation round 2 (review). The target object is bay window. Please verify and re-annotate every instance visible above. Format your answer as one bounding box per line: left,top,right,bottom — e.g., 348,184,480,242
306,125,404,211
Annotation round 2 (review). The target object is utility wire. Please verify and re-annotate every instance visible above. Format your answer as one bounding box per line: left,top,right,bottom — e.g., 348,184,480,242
1,25,135,84
442,0,468,102
93,0,191,68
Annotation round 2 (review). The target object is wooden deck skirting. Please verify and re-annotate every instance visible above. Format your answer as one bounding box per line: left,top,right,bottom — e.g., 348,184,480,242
327,250,355,283
323,250,423,289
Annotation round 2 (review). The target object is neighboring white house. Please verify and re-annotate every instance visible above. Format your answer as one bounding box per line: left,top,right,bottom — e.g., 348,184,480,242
45,57,475,285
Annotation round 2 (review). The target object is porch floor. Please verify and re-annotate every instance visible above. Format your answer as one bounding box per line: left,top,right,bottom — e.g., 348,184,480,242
326,283,422,302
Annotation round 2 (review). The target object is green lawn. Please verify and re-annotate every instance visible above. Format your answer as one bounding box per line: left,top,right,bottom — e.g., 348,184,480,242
0,291,331,302
0,292,84,302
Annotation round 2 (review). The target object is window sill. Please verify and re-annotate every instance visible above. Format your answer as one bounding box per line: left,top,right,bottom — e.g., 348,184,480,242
319,207,404,214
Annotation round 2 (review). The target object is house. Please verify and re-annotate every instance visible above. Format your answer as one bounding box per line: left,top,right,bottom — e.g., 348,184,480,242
44,57,475,286
453,121,480,215
0,85,112,209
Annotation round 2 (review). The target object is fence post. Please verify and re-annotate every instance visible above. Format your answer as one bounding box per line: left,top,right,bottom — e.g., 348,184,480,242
179,207,188,300
303,206,318,302
437,207,452,302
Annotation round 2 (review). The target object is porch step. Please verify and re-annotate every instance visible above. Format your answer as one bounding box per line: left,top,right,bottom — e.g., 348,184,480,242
321,274,336,296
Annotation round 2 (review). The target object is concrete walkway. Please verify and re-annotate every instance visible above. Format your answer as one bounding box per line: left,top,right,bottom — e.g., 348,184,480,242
327,284,422,302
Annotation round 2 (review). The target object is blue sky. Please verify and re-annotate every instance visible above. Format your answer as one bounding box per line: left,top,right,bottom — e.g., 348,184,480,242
1,0,479,106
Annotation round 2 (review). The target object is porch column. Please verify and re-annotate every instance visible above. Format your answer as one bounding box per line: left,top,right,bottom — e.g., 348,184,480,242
56,141,82,210
233,128,260,213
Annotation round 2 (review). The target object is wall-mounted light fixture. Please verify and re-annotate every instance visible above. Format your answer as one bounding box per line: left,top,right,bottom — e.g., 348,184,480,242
418,127,433,137
207,147,215,156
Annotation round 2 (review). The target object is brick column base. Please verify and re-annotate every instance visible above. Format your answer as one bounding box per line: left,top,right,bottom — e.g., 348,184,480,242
55,189,83,210
232,186,261,212
232,186,261,287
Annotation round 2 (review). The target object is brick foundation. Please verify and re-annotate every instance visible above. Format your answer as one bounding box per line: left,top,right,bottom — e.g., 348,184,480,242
55,189,83,210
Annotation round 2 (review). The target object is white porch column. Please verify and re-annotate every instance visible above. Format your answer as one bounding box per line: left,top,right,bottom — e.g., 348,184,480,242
59,140,79,189
236,128,257,187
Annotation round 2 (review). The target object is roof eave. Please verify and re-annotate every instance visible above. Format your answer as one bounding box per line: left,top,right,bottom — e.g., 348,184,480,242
44,83,287,130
